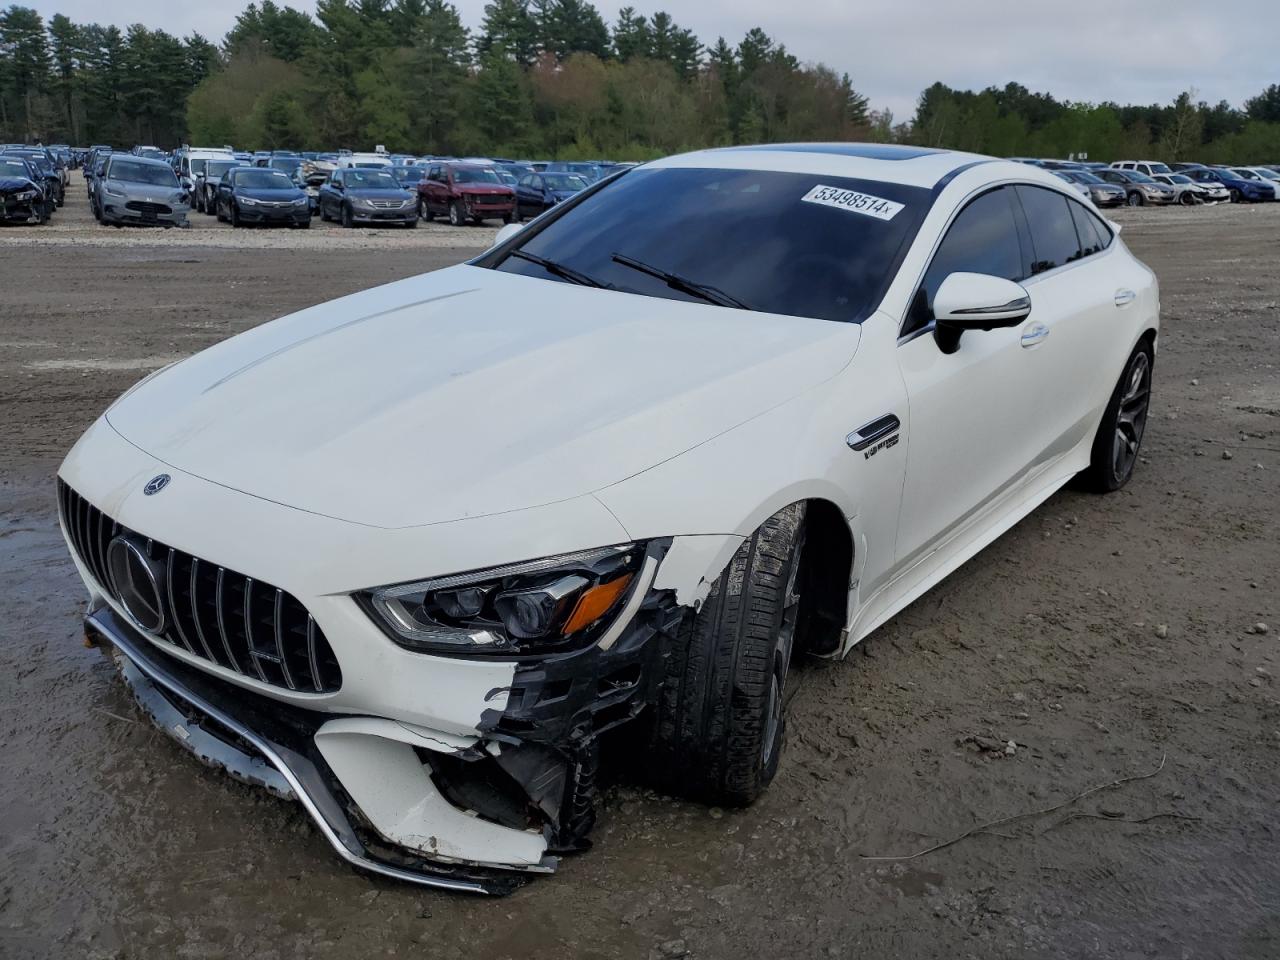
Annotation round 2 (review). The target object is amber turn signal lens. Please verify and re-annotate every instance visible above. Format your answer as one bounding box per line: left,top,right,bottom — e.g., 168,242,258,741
561,574,634,635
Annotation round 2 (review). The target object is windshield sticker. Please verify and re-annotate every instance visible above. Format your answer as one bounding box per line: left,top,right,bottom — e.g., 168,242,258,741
801,184,904,221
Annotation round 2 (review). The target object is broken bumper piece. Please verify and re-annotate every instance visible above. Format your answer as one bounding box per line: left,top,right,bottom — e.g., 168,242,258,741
88,607,554,895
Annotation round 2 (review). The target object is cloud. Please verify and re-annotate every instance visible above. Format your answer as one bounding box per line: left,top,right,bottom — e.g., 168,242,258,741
26,0,1274,119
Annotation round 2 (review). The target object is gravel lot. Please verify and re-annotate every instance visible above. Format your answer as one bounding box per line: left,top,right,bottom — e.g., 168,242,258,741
1,188,1278,959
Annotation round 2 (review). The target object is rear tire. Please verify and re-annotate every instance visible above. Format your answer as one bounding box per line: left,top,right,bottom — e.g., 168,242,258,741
646,503,806,805
1078,339,1154,493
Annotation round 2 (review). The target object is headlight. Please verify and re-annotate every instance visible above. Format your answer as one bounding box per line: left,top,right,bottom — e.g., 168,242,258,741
293,196,308,206
239,196,258,205
103,185,125,198
15,189,38,200
361,543,647,655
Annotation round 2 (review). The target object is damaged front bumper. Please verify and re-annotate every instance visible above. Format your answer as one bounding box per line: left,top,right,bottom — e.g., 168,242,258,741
85,568,683,894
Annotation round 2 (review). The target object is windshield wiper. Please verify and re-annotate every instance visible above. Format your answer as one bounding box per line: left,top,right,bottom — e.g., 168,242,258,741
610,253,751,310
510,248,606,288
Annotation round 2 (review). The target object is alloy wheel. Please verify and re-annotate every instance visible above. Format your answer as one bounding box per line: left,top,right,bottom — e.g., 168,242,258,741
1112,352,1151,484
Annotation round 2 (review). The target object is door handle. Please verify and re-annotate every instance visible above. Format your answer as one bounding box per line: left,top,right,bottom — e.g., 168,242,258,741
1020,322,1050,348
1114,289,1137,307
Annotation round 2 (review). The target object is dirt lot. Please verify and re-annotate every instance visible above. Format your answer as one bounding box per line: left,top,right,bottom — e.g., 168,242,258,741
1,189,1277,960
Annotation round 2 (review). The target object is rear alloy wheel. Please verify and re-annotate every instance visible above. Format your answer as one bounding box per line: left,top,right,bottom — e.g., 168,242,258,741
449,200,465,226
1127,191,1143,207
1079,340,1154,492
646,503,806,805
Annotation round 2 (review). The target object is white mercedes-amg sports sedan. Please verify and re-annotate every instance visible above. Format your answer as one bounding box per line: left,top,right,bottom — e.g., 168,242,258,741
58,144,1158,893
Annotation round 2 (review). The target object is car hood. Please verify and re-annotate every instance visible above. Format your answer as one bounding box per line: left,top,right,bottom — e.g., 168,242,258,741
456,184,512,195
239,187,304,200
106,265,860,529
0,176,37,193
348,188,413,200
107,179,181,200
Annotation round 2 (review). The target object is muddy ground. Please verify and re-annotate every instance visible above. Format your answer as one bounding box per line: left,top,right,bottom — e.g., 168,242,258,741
1,190,1277,960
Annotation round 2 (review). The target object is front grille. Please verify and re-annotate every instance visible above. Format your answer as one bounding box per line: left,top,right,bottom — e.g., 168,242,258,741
125,201,172,215
367,199,403,209
58,479,342,693
466,193,507,205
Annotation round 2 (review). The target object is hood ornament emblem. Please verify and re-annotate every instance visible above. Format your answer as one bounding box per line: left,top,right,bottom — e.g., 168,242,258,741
143,474,171,496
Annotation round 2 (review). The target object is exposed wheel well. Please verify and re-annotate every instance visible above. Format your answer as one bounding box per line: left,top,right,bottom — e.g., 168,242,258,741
794,498,853,657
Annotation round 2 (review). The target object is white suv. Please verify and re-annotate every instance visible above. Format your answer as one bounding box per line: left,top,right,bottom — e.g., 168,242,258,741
59,144,1159,893
1110,160,1173,177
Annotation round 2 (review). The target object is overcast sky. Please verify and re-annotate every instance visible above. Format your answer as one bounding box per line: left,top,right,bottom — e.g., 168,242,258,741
25,0,1274,119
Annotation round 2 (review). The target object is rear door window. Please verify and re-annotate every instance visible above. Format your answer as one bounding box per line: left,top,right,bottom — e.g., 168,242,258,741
1016,186,1084,274
1068,201,1112,257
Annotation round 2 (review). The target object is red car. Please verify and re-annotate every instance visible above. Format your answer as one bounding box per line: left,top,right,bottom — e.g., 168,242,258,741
416,163,516,226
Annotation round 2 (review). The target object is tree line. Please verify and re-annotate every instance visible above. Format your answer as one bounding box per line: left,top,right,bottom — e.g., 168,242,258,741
1,0,1277,163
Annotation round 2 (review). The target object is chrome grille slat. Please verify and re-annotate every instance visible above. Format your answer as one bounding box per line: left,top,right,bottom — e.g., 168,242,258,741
165,548,197,653
241,578,269,683
214,567,245,675
57,479,341,694
306,616,322,693
188,557,221,664
273,589,297,691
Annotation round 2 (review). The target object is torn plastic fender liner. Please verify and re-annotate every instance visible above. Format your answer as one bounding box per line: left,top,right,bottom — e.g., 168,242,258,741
462,538,695,852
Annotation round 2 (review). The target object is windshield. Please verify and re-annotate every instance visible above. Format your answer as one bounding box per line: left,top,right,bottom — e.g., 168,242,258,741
391,166,421,181
1167,174,1192,184
453,167,501,184
1146,163,1172,174
492,167,931,324
0,159,32,178
269,158,301,173
108,159,179,186
346,170,401,189
1127,172,1156,183
543,173,587,190
207,160,239,178
1232,169,1260,180
1074,172,1104,184
235,170,296,189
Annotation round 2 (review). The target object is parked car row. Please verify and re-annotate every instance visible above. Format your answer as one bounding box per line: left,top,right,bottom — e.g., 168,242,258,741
0,143,67,225
1016,156,1280,207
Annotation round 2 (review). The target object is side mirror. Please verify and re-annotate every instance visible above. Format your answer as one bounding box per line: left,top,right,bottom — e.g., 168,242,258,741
494,222,525,246
932,272,1031,355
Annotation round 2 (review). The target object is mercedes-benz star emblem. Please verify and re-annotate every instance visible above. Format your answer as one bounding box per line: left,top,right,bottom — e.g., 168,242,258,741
106,535,168,635
143,474,171,496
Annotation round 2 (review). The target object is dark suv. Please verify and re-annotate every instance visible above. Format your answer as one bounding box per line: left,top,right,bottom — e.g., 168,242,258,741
416,163,515,225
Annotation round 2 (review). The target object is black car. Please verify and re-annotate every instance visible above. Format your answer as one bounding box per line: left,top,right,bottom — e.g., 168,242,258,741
514,171,589,220
317,167,418,228
0,156,52,224
193,158,245,215
215,167,312,227
2,148,63,207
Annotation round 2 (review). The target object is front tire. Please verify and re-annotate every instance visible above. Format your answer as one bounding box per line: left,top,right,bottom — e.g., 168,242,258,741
1230,188,1242,203
1127,191,1143,207
647,503,806,805
448,200,464,226
341,204,354,228
1079,340,1154,492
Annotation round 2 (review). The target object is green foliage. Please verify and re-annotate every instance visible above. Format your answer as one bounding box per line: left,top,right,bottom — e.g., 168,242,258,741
910,81,1280,164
